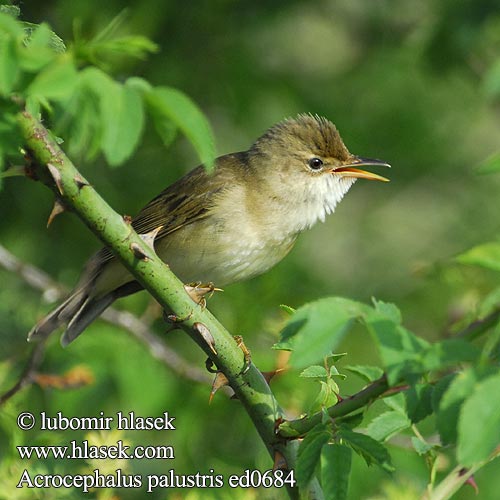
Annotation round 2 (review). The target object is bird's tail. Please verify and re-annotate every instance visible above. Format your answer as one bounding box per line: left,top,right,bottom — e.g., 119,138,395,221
28,289,115,347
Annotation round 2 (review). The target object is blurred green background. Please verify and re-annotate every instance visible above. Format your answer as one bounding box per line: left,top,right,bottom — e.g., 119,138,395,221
1,0,500,499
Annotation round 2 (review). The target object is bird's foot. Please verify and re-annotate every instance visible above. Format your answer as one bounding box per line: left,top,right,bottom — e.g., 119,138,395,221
234,335,252,374
184,282,223,308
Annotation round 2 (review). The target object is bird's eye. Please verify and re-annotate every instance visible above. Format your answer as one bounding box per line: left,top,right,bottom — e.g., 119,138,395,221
308,157,324,170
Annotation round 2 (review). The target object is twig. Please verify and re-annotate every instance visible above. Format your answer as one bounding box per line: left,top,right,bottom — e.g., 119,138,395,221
455,307,500,340
101,308,210,383
278,375,389,438
0,338,47,405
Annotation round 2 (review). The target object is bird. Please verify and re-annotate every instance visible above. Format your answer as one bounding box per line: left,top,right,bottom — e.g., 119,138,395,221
28,114,389,346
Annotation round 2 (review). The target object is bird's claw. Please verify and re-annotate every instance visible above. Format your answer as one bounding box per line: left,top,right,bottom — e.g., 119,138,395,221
234,335,252,374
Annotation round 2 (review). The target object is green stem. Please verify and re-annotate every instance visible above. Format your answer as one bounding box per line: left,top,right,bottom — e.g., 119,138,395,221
423,447,500,500
17,111,300,499
279,376,389,438
279,304,500,439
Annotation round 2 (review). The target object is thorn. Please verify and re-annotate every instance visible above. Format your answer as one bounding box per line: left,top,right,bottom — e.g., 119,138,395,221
205,357,218,373
234,335,252,374
130,242,149,261
73,174,89,190
46,163,64,195
459,468,479,494
47,198,66,228
140,225,163,250
209,372,229,404
123,214,133,224
193,322,217,355
262,368,284,385
163,309,193,324
274,416,285,434
465,475,479,494
273,450,288,471
184,282,222,308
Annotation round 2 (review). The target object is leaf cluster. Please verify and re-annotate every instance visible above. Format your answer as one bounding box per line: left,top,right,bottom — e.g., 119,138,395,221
0,10,215,183
277,259,500,498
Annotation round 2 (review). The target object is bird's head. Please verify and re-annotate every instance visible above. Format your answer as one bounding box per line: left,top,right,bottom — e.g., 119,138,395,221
249,114,390,231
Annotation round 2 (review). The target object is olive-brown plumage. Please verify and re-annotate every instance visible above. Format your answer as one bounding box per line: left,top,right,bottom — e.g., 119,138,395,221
28,114,389,346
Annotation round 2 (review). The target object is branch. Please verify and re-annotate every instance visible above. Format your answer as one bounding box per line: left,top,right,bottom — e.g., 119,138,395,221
16,111,299,498
455,307,500,340
278,375,389,438
279,300,500,438
423,447,500,500
0,337,47,405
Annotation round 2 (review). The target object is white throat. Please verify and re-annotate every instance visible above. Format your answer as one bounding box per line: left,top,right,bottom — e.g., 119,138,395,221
285,175,356,235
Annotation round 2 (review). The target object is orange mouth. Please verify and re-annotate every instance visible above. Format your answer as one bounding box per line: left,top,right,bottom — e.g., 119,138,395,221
334,157,390,182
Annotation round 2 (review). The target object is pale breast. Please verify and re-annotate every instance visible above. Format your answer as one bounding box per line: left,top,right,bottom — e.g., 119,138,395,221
153,215,296,286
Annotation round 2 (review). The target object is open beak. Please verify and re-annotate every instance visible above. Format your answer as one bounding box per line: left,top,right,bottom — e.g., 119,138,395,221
333,157,391,182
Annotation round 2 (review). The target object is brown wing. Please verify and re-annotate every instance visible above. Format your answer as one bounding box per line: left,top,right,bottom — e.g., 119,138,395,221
131,165,219,238
88,153,247,269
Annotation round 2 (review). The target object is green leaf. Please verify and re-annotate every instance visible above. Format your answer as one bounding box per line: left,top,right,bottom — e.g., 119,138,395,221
300,365,328,378
431,373,456,414
93,75,144,166
328,352,348,363
309,380,338,414
404,384,433,423
0,5,20,18
420,339,480,372
296,424,331,490
0,37,19,95
62,90,101,161
125,76,152,94
456,242,500,272
104,84,144,166
411,436,434,455
0,107,22,175
91,35,158,60
383,393,407,414
321,444,352,500
338,428,394,472
0,11,23,37
457,371,500,466
19,23,59,71
344,365,384,383
326,377,340,396
477,152,500,175
329,365,347,380
436,368,492,445
337,412,364,429
78,67,145,165
478,286,500,319
372,299,402,324
364,306,429,384
26,56,78,101
24,22,52,49
279,304,296,315
147,86,215,168
277,297,367,369
365,411,411,441
150,108,177,150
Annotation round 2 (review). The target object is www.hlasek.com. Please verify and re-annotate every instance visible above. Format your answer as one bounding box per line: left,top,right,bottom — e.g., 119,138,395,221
15,411,296,493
